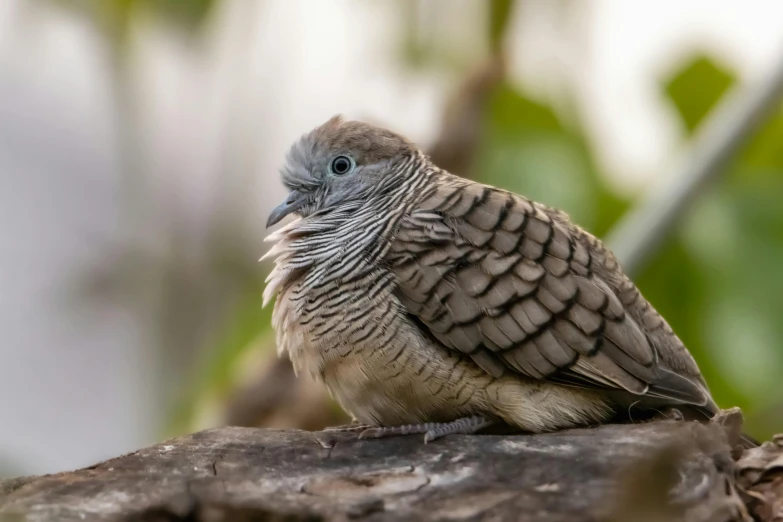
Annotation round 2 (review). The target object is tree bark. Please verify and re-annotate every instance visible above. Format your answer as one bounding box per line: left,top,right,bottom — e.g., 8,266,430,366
1,411,780,521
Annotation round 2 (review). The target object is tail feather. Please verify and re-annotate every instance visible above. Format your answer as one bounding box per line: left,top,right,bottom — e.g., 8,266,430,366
647,368,715,409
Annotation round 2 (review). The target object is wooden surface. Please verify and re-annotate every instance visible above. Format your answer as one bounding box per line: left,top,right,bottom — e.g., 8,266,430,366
1,414,780,521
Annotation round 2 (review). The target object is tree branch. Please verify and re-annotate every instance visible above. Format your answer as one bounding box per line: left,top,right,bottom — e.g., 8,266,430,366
2,412,780,521
606,55,783,277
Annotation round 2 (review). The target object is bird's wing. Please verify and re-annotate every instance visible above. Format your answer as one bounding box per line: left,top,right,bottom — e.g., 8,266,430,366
387,178,712,408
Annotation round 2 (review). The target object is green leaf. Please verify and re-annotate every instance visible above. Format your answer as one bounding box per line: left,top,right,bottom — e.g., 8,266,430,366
49,0,217,39
476,82,629,234
139,0,216,31
489,0,515,53
740,106,783,169
663,55,736,134
166,281,273,436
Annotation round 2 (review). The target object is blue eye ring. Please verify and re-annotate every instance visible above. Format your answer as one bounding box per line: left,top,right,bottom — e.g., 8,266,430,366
329,155,355,176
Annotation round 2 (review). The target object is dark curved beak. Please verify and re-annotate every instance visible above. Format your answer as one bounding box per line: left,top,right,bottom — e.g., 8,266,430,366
266,190,307,228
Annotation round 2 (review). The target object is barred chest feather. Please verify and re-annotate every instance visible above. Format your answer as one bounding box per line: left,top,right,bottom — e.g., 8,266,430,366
264,217,383,370
262,208,421,413
262,208,494,426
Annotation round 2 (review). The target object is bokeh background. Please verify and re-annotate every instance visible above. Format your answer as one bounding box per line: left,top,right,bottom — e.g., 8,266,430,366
1,0,782,477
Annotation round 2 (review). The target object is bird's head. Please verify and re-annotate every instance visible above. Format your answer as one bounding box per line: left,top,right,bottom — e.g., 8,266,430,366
266,116,419,228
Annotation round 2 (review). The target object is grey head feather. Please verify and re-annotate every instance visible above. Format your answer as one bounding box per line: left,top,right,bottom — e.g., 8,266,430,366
268,116,420,227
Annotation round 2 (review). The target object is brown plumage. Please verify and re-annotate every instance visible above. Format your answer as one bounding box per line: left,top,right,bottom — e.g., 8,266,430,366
263,116,722,443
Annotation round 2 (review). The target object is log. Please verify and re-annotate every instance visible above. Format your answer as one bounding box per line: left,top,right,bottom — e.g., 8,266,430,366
0,411,780,522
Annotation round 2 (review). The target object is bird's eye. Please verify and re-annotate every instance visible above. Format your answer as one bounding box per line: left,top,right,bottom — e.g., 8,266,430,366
329,155,354,175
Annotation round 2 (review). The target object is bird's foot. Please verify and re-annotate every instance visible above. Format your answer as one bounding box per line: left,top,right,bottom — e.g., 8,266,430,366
359,415,496,444
322,422,373,433
314,422,374,448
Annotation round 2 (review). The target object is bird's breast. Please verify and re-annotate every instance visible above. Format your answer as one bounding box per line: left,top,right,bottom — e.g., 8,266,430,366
275,272,489,426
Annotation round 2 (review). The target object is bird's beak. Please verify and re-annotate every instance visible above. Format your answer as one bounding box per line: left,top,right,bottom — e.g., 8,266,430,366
266,190,307,228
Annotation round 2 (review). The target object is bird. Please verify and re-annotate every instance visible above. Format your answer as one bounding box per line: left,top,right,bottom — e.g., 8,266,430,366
262,115,733,444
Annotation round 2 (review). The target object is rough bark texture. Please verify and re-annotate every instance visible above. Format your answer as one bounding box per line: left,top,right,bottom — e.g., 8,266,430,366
0,412,780,522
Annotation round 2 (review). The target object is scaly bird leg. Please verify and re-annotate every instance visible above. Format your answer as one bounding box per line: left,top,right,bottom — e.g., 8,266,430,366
322,422,373,433
359,415,496,443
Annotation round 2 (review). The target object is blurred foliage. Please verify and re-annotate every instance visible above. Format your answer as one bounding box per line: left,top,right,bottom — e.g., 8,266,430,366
476,83,629,236
401,0,514,71
166,272,272,435
489,0,515,53
639,57,783,439
665,56,734,133
50,0,216,41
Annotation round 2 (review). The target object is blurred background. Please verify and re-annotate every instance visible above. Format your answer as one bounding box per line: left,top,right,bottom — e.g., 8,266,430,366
1,0,783,478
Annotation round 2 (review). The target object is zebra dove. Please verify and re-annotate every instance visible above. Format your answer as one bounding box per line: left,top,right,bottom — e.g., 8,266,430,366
262,116,720,443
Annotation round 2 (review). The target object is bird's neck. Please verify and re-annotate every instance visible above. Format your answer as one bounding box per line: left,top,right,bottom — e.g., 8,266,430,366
263,158,438,306
262,200,399,307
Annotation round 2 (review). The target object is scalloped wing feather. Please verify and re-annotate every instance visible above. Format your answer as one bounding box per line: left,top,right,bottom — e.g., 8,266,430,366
387,177,714,410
